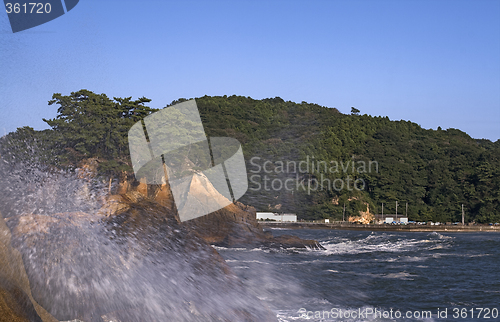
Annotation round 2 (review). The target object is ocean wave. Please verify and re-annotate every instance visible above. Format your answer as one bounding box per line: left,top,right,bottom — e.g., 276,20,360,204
427,232,454,239
316,232,453,256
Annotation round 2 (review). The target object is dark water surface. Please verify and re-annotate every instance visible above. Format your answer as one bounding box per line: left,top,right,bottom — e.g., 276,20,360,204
216,229,500,321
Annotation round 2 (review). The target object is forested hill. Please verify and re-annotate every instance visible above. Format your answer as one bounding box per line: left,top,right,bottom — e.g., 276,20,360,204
1,90,499,223
195,95,500,224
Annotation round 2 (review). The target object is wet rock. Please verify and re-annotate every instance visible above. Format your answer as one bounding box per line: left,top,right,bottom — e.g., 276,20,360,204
0,278,42,322
130,169,322,250
5,195,277,322
0,214,58,322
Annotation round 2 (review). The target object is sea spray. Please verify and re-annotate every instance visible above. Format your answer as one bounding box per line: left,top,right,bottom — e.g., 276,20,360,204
0,141,276,321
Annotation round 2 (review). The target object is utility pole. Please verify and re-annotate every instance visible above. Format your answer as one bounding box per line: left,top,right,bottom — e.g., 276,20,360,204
382,203,384,217
343,203,346,222
462,204,465,225
406,202,408,217
395,201,398,221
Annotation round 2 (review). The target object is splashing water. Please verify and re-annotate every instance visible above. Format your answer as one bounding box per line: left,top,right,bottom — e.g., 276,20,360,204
0,147,276,321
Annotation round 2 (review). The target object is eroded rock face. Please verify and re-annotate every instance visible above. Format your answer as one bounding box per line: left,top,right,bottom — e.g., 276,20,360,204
0,214,58,322
0,156,315,321
120,173,322,250
0,278,42,322
4,195,276,322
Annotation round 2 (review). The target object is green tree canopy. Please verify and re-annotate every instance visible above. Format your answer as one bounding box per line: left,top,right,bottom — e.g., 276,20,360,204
42,89,156,173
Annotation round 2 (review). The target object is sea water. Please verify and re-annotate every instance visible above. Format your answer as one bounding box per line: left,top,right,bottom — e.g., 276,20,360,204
216,229,500,322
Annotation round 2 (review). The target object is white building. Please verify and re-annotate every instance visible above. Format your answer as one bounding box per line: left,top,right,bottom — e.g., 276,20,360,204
376,214,409,224
256,212,297,222
381,216,408,224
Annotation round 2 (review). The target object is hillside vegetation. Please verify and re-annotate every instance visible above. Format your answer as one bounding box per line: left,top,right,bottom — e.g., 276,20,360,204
1,90,499,223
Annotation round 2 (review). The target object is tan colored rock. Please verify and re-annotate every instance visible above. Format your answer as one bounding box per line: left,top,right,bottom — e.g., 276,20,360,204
136,177,148,197
4,198,275,321
348,202,374,224
116,178,130,195
76,158,99,180
0,213,58,322
97,194,131,217
153,183,174,208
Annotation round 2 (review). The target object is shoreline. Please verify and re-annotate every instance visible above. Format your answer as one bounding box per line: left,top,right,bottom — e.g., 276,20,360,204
260,222,500,232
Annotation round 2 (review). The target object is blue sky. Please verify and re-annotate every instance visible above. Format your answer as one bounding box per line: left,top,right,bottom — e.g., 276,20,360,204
1,0,499,140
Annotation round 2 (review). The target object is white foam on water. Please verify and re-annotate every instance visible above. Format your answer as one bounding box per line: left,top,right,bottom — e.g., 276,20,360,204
401,256,428,262
316,232,454,256
427,232,454,239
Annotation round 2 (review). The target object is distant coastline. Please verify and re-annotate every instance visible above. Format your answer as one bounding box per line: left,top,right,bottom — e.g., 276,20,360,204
260,222,500,232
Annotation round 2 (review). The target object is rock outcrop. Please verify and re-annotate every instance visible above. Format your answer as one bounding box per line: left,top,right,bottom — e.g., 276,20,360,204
0,213,58,322
348,202,374,224
115,170,323,250
0,156,320,321
3,195,276,322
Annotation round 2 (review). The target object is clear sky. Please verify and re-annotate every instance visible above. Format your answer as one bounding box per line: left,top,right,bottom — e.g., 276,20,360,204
1,0,499,141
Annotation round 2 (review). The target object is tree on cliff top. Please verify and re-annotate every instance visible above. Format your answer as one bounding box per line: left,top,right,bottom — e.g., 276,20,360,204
42,89,156,172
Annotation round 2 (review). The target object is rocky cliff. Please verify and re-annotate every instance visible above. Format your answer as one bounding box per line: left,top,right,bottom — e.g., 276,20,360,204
1,195,277,321
0,157,320,321
113,170,322,250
